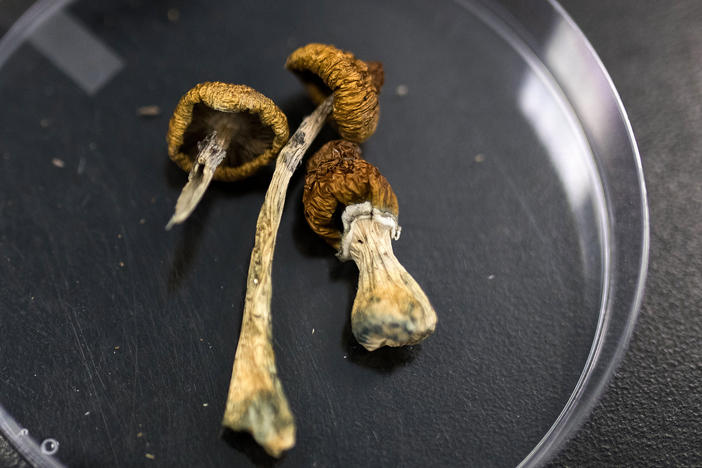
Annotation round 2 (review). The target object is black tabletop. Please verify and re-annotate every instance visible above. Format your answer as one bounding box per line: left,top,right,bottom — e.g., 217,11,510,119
1,0,700,466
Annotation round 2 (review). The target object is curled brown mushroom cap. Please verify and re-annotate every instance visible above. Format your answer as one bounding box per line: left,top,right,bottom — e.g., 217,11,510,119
286,43,384,143
303,140,437,351
165,82,289,228
303,140,398,251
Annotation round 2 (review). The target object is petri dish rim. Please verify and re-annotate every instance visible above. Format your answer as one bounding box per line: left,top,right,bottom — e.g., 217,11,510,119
0,1,649,466
462,0,649,466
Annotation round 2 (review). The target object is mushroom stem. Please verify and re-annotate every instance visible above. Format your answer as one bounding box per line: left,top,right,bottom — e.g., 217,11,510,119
222,95,333,456
165,126,234,230
342,203,437,352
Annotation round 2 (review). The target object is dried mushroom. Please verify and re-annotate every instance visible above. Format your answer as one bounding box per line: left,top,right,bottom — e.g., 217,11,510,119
165,82,289,229
222,45,383,456
286,43,384,143
303,140,437,351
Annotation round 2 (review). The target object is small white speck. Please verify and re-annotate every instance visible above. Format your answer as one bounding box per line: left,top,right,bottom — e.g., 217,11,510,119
253,278,259,284
202,403,208,407
77,157,86,174
395,84,409,96
475,154,485,163
84,411,90,416
139,218,146,225
51,158,65,168
311,328,315,334
488,274,495,280
343,354,347,359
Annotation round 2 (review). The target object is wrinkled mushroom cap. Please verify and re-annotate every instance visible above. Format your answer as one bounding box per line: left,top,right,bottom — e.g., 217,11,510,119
285,44,384,143
303,140,398,249
167,82,289,181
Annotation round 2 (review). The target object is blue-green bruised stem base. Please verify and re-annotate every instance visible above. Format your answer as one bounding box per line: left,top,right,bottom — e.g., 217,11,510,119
343,206,437,351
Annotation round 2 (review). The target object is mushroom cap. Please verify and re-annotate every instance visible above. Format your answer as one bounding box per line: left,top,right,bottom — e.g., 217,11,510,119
285,44,384,143
167,82,289,182
303,140,398,249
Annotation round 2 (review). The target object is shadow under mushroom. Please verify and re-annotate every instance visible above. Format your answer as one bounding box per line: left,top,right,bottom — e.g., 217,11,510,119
220,428,281,468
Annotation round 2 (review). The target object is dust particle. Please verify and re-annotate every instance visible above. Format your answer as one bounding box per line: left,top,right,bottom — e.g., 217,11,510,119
137,432,144,438
312,328,315,335
487,274,495,280
167,8,179,22
77,157,86,175
119,261,125,268
114,346,120,350
51,158,65,168
117,233,123,239
39,118,51,128
139,218,146,225
145,453,155,460
137,105,161,117
474,154,485,163
202,403,208,407
395,84,409,96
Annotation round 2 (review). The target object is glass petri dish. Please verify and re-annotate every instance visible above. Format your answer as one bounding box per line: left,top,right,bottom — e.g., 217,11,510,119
0,0,647,466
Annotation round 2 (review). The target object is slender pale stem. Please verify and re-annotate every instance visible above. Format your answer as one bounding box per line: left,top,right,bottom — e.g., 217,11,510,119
166,129,231,230
345,205,437,352
222,95,333,457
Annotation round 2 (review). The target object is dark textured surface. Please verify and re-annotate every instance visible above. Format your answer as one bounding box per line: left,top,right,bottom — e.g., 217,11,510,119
0,434,30,468
0,0,603,466
551,1,702,466
0,0,687,466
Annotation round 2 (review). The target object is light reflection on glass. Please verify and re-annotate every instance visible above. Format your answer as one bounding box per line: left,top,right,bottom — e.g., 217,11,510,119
517,69,592,212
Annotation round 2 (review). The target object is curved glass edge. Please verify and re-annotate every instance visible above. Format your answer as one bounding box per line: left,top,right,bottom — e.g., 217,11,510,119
0,0,72,69
0,404,65,468
470,0,649,466
0,2,74,466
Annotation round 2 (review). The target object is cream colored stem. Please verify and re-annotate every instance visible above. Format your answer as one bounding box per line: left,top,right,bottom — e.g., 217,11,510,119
222,95,333,457
165,130,230,230
346,209,437,352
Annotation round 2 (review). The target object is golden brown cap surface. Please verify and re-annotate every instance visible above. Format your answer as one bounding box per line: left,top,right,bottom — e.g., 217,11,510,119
167,82,289,181
285,44,383,143
303,140,398,249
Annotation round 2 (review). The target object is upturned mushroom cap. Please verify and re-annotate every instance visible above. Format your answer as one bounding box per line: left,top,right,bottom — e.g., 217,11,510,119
285,44,384,143
303,140,398,250
167,82,289,181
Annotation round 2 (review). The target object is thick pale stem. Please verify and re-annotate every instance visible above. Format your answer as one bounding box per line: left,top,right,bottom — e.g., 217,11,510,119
345,205,437,352
222,95,333,457
166,128,231,230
